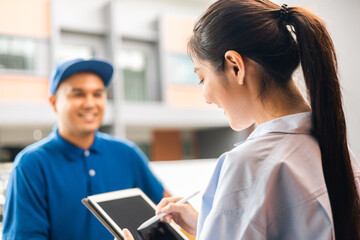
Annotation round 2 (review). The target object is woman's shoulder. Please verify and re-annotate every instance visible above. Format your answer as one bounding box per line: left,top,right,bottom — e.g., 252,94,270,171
230,131,319,161
218,132,321,193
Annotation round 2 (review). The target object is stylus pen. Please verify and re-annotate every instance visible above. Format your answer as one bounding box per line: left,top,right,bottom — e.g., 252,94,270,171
137,190,200,230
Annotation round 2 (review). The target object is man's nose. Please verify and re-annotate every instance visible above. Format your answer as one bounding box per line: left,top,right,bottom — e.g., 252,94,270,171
83,95,96,107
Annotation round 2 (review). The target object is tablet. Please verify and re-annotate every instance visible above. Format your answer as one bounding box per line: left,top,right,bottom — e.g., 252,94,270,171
82,188,189,240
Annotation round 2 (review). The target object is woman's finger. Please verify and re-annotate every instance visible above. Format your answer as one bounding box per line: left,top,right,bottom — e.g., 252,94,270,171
162,214,173,223
156,197,182,214
123,228,135,240
161,202,187,215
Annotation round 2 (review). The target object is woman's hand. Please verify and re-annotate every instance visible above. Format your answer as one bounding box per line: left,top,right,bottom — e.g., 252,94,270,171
156,196,199,236
115,228,134,240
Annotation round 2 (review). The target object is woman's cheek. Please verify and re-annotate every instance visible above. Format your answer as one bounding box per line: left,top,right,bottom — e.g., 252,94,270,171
201,86,208,102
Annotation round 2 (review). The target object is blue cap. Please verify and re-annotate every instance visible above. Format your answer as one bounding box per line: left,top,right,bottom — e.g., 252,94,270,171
49,58,114,95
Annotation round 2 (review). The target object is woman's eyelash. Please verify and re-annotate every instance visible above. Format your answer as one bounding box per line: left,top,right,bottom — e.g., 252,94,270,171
199,79,204,85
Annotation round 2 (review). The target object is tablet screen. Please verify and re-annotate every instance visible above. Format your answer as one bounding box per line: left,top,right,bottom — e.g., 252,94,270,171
138,221,185,240
97,195,186,240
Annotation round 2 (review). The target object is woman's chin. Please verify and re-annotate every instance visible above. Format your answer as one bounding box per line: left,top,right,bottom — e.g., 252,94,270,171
229,120,254,132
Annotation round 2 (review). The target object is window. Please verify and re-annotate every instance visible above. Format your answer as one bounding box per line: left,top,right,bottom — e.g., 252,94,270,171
57,43,95,61
117,49,148,101
116,40,160,102
168,53,197,85
0,35,36,71
56,31,106,62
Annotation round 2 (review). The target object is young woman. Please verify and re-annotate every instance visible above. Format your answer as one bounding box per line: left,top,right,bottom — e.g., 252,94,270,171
122,0,360,239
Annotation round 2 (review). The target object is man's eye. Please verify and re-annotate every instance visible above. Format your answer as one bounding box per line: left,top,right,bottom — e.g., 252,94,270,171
72,93,84,97
94,93,103,98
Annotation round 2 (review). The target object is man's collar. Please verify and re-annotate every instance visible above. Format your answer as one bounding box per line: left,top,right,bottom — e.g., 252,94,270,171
52,126,101,161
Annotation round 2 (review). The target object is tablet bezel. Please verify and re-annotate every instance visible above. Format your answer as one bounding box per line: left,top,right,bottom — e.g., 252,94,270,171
82,198,125,240
86,188,189,240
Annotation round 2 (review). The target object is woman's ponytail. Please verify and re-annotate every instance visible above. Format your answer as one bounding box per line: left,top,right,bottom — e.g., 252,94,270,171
290,7,360,239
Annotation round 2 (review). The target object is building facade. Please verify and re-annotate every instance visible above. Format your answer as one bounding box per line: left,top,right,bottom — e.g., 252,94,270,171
0,0,251,162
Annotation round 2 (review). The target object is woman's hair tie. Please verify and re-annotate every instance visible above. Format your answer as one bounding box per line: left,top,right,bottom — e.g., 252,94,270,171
279,4,291,23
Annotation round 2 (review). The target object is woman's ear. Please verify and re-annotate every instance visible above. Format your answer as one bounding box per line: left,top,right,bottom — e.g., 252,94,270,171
224,50,246,85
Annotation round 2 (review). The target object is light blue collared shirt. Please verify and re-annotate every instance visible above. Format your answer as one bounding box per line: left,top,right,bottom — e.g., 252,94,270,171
197,112,360,240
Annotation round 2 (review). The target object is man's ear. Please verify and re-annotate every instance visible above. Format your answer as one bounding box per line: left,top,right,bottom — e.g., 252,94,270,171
224,50,246,85
49,95,57,113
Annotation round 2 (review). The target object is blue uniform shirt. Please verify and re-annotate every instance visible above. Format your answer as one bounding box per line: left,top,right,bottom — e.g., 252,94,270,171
2,127,164,240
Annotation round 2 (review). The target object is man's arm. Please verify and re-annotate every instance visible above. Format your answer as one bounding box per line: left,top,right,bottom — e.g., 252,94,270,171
2,156,49,240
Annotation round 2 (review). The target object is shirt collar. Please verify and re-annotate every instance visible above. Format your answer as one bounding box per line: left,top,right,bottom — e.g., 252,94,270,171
52,125,102,161
235,112,312,145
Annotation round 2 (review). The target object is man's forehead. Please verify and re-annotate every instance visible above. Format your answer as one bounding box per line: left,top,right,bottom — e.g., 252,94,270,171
65,71,103,81
61,72,104,86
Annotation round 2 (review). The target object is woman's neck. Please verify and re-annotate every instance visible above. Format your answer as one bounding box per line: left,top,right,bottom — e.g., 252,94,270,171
255,80,311,125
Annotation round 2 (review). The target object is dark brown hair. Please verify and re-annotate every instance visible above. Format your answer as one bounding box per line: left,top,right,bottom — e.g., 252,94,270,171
188,0,360,238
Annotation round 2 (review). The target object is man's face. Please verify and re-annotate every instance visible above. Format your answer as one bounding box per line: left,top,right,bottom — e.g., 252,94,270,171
50,72,106,137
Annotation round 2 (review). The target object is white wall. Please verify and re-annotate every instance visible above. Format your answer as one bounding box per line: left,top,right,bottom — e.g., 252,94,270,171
320,0,360,159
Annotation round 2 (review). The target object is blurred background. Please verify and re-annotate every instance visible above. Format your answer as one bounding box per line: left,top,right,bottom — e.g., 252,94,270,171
0,0,246,164
0,0,359,228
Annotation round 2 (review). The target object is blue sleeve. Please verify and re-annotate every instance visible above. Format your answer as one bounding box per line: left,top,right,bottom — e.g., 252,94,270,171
2,154,49,240
130,144,164,204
